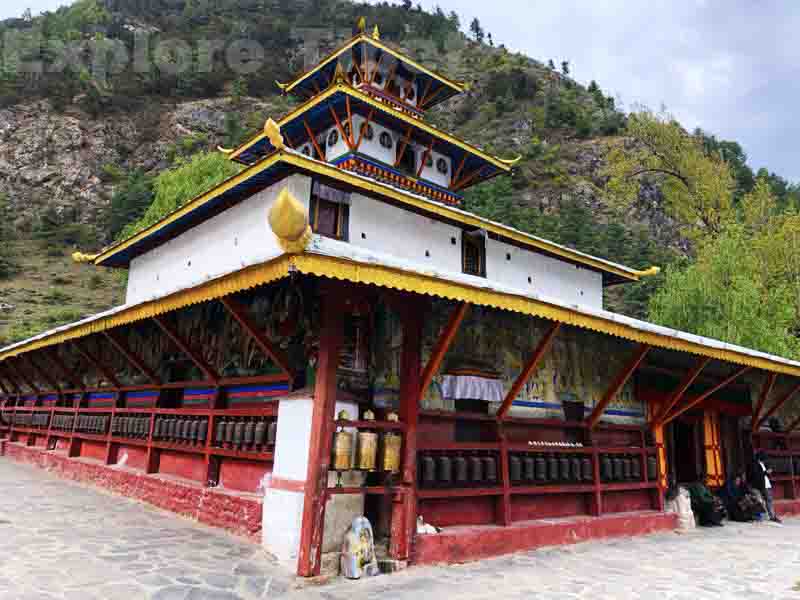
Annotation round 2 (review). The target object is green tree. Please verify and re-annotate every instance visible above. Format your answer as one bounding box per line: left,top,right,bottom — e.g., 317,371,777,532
469,18,484,43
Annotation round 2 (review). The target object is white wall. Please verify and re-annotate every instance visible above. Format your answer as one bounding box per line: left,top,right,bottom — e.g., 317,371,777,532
125,175,311,305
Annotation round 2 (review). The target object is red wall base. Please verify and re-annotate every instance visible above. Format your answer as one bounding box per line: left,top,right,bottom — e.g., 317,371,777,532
775,499,800,517
413,511,677,566
1,442,262,541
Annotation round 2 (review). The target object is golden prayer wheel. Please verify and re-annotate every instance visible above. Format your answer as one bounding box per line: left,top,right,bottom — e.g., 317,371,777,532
356,409,378,471
332,410,354,471
380,412,402,473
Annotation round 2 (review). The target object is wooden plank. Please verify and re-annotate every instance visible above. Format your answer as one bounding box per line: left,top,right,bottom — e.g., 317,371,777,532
416,138,435,178
297,287,345,577
152,315,220,383
654,356,712,424
419,302,469,402
345,96,354,147
756,379,800,431
303,119,326,161
354,108,375,151
393,126,414,168
587,344,650,429
450,154,468,188
72,341,121,389
662,366,751,425
219,297,293,378
103,331,161,385
329,105,354,150
496,322,561,420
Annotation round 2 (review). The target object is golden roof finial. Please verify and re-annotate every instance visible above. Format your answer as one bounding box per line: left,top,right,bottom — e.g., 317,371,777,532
268,188,312,253
632,266,661,277
217,146,234,155
264,118,284,150
333,61,347,84
275,80,288,92
356,16,366,33
372,25,380,40
71,251,99,264
499,155,523,166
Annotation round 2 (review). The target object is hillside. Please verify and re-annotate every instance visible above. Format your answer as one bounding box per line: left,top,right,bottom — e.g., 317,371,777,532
0,0,792,345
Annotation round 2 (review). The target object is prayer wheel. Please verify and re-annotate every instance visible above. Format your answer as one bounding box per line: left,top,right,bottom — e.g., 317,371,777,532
214,419,226,446
180,417,190,441
421,455,436,486
254,419,266,448
189,418,200,444
613,457,624,481
233,419,245,449
470,455,483,483
356,431,378,471
244,419,255,449
570,457,581,482
454,455,468,484
509,455,522,483
622,457,632,480
153,417,162,439
379,431,402,473
631,456,642,480
197,418,207,444
647,456,658,481
601,455,613,481
224,419,235,447
437,455,452,485
483,456,497,483
523,456,535,482
559,456,570,482
535,456,547,482
267,421,277,445
332,427,354,471
581,457,593,482
548,455,559,482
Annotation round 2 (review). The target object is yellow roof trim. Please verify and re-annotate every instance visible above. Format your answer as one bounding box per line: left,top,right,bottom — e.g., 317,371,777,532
292,253,800,377
230,83,513,171
0,257,292,362
279,33,465,98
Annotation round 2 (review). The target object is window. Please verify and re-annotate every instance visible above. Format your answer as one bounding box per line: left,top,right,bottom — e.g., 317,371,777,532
436,158,449,175
379,131,393,149
462,229,486,277
310,181,350,241
361,123,374,141
328,129,339,147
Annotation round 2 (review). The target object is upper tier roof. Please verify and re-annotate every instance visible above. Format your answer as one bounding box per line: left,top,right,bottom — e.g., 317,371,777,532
276,30,466,110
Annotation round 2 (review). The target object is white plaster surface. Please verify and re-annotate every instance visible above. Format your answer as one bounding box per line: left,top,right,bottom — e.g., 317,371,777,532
125,174,311,305
262,487,306,565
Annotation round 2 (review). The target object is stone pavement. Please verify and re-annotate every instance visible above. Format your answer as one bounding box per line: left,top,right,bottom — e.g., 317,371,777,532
0,459,295,599
3,456,800,600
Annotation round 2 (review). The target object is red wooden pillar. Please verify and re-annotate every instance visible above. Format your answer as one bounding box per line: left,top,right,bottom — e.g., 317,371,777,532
297,286,345,577
390,298,423,560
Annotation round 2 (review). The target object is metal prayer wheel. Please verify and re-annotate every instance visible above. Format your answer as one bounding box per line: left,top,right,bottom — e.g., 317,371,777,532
197,419,207,444
153,418,162,439
356,431,378,471
190,418,200,444
646,456,658,481
421,455,436,486
224,419,235,447
332,427,354,471
267,421,277,445
233,419,245,449
379,431,402,473
214,419,226,446
523,456,535,482
483,456,497,483
613,457,624,481
601,456,613,481
581,457,593,482
548,455,559,482
631,457,642,480
509,455,522,483
535,456,547,482
437,455,452,485
244,419,255,448
622,457,632,480
454,455,468,484
570,457,581,482
253,419,266,447
559,456,570,481
469,456,483,482
179,418,189,441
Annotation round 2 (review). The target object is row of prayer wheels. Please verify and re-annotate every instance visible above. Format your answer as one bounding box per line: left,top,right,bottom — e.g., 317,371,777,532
600,454,656,482
212,417,276,452
11,413,34,428
51,414,74,431
419,453,500,488
509,453,593,485
29,413,50,429
154,416,210,445
113,414,151,439
331,411,403,474
76,414,110,434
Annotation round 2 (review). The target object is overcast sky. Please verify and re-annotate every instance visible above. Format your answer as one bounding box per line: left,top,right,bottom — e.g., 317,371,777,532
5,1,799,181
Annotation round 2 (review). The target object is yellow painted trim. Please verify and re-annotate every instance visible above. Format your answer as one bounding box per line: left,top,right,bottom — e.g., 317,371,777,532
280,34,465,99
231,83,513,172
0,257,292,361
291,253,800,377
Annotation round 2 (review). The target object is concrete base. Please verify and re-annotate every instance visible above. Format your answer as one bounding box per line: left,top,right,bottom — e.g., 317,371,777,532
1,442,262,540
413,510,678,566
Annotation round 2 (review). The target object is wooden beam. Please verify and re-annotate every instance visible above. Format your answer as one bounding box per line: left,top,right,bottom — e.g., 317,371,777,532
303,119,326,161
103,331,161,386
420,85,446,110
418,78,434,107
393,126,414,168
416,138,435,178
752,372,778,432
451,166,484,192
297,290,345,577
329,106,354,150
22,354,61,393
654,356,712,424
72,341,121,389
354,108,375,152
45,349,83,390
587,344,651,430
419,302,469,402
755,379,800,431
496,322,561,421
345,96,354,146
451,154,468,188
0,363,21,394
368,52,387,85
662,366,751,425
152,315,220,383
218,296,293,379
0,376,9,396
7,359,40,394
785,411,800,433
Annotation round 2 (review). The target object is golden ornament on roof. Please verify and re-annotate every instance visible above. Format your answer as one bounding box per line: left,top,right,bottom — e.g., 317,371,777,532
71,251,99,264
356,17,366,33
372,25,380,40
268,188,312,254
264,118,285,150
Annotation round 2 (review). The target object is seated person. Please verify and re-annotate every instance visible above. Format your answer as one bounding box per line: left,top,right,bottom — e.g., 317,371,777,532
686,481,724,526
719,473,762,522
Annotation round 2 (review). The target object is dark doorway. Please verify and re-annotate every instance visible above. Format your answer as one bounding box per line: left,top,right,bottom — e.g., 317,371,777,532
671,418,702,484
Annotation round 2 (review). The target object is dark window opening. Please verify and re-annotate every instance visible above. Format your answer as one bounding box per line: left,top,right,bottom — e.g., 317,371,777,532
396,144,416,177
462,229,486,277
310,181,350,241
